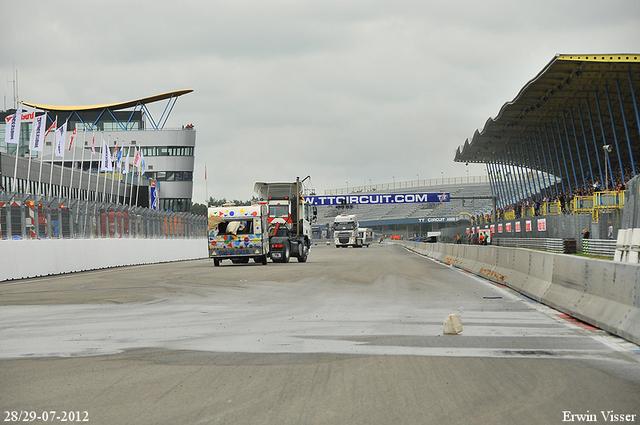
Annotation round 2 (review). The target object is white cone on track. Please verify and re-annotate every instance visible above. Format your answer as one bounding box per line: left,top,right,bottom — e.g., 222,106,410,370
443,313,463,335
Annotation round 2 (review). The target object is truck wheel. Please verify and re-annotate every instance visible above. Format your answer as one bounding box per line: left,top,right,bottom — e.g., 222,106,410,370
213,258,220,267
297,244,309,262
283,241,290,263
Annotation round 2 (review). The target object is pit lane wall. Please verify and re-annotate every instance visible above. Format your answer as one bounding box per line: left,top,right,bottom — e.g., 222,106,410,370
0,238,208,282
398,241,640,345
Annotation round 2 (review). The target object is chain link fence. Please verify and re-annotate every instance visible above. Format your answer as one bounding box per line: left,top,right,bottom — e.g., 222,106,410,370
0,192,206,240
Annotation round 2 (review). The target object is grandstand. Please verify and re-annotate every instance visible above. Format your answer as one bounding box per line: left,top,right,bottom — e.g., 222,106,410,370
318,54,640,245
315,179,494,237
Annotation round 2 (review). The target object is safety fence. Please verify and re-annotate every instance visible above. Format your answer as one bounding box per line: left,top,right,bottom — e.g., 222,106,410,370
472,190,625,225
0,193,206,240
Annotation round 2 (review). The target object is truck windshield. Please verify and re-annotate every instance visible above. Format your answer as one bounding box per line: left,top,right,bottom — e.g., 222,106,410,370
335,223,355,230
270,205,289,218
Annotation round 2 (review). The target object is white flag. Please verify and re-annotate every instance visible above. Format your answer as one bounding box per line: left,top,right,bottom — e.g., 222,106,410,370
29,113,47,151
4,107,23,145
123,149,130,174
101,139,113,171
54,121,67,158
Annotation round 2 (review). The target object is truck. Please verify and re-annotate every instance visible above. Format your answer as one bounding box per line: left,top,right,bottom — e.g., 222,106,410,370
333,214,359,247
207,203,270,266
253,177,315,263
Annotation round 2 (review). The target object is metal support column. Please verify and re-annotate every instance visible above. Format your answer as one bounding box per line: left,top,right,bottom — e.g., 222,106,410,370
557,116,578,193
575,104,595,187
594,91,616,190
566,109,587,191
545,123,568,196
604,85,626,183
585,97,604,187
616,78,636,177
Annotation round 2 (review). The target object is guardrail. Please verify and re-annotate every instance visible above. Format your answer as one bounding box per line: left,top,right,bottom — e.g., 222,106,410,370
493,237,564,253
582,239,616,258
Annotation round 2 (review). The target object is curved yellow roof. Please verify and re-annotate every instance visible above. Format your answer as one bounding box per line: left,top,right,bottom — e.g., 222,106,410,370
20,89,193,112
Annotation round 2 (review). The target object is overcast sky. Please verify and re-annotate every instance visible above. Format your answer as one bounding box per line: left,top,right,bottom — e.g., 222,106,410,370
3,1,639,202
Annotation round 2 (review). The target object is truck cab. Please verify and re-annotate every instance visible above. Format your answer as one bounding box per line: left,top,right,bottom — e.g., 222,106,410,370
334,214,359,247
254,178,314,263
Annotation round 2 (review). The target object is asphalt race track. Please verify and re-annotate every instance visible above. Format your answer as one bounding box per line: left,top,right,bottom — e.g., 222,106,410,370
1,243,639,424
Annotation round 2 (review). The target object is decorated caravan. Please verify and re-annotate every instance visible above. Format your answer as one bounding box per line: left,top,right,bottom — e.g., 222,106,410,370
207,204,270,266
357,228,373,247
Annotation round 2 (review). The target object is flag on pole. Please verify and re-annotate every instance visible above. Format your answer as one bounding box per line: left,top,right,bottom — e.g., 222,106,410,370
29,113,47,152
54,120,67,158
112,142,119,162
68,128,77,151
139,149,146,173
90,134,96,154
123,148,130,174
116,148,122,169
45,118,56,137
101,139,113,171
133,147,140,168
4,107,23,145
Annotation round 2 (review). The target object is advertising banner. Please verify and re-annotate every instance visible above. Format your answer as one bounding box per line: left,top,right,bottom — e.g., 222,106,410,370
306,192,450,206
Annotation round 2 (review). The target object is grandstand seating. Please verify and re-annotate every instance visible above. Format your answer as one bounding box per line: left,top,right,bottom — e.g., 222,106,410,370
315,181,493,227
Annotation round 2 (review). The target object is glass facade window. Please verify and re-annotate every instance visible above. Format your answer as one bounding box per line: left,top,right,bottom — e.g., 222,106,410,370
144,171,192,181
159,198,191,212
140,146,193,156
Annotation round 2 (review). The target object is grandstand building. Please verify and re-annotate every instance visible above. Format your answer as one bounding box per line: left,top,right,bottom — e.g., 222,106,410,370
0,90,195,212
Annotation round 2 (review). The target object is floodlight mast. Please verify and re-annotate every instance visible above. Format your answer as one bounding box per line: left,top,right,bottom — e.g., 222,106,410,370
603,145,612,191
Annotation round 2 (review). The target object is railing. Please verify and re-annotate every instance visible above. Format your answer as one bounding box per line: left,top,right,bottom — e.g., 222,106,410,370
0,193,206,240
324,176,488,195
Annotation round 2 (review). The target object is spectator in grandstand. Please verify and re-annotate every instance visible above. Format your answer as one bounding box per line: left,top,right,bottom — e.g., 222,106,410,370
582,228,590,239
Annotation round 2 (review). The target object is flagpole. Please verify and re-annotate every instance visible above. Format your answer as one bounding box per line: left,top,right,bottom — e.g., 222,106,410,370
26,109,36,194
9,107,23,193
128,157,135,208
205,162,209,205
96,132,103,202
116,144,123,204
102,135,110,202
77,130,87,201
68,127,78,202
48,116,58,198
109,139,117,203
58,120,67,198
36,113,48,196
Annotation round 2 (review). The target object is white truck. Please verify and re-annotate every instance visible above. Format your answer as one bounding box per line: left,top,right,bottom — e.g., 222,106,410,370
207,203,270,266
334,214,359,247
254,177,315,263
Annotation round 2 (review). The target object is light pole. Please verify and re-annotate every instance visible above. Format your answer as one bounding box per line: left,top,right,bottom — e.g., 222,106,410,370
603,145,612,191
416,173,419,186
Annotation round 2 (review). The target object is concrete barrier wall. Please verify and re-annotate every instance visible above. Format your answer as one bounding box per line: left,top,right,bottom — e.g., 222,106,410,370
0,238,208,282
400,241,640,345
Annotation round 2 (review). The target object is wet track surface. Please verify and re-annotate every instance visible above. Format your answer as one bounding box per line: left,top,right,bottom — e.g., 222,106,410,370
1,243,639,424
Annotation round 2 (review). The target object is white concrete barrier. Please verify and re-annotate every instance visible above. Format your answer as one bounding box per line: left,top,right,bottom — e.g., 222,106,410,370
399,241,640,345
0,238,208,282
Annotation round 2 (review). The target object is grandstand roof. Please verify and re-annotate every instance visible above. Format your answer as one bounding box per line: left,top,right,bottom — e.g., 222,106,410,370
455,54,640,174
20,89,193,112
